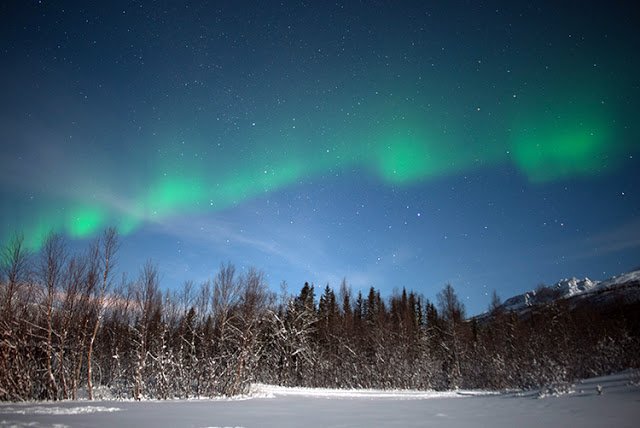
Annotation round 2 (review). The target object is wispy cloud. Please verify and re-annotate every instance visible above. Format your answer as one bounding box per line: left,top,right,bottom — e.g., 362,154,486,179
148,214,323,277
577,218,640,259
147,213,392,293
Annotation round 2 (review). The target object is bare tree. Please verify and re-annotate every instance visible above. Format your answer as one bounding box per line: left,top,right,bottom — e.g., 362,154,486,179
87,227,119,400
1,233,30,319
437,283,465,323
38,233,67,400
209,263,241,395
0,233,32,401
489,289,502,315
228,268,271,395
132,261,162,400
57,254,88,399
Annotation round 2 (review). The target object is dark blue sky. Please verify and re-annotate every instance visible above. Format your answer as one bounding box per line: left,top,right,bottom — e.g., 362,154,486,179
1,1,639,314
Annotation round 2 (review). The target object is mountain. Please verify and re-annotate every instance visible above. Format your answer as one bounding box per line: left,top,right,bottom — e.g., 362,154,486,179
485,269,640,318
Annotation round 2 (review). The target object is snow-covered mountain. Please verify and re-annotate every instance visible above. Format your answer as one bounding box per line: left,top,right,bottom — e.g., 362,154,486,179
493,269,640,315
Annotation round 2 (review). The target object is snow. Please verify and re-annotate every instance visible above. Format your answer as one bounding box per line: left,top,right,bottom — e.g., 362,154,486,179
499,269,640,313
554,277,597,297
0,406,121,416
250,383,497,399
598,269,640,288
1,372,638,427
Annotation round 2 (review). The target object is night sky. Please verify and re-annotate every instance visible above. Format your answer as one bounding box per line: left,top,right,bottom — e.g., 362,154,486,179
1,1,639,314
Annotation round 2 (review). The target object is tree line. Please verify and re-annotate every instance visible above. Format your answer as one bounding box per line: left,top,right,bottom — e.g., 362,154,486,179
1,229,638,401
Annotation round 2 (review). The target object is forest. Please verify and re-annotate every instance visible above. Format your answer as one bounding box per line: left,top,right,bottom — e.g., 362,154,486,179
1,229,638,401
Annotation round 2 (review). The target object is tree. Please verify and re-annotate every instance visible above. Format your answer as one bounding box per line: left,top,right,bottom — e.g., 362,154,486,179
210,262,241,395
437,283,465,323
317,284,339,345
273,282,318,386
131,261,162,400
0,233,33,401
338,279,352,335
56,254,88,399
38,232,67,400
0,233,30,320
229,267,271,395
436,283,465,389
317,284,340,385
489,289,502,315
87,227,119,400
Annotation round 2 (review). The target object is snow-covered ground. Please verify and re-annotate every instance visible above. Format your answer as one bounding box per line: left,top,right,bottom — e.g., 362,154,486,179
249,383,498,399
1,372,638,427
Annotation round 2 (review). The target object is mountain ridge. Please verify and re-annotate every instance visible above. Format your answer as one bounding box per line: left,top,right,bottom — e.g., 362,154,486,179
482,269,640,318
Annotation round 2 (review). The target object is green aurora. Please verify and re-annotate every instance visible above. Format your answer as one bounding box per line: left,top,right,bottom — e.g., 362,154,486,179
6,91,632,251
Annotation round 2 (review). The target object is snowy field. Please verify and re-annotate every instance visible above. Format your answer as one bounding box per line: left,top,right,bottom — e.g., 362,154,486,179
1,372,638,428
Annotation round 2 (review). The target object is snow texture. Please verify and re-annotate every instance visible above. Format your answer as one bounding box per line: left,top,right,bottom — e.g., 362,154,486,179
250,383,497,399
0,372,638,427
0,406,121,416
500,269,640,313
